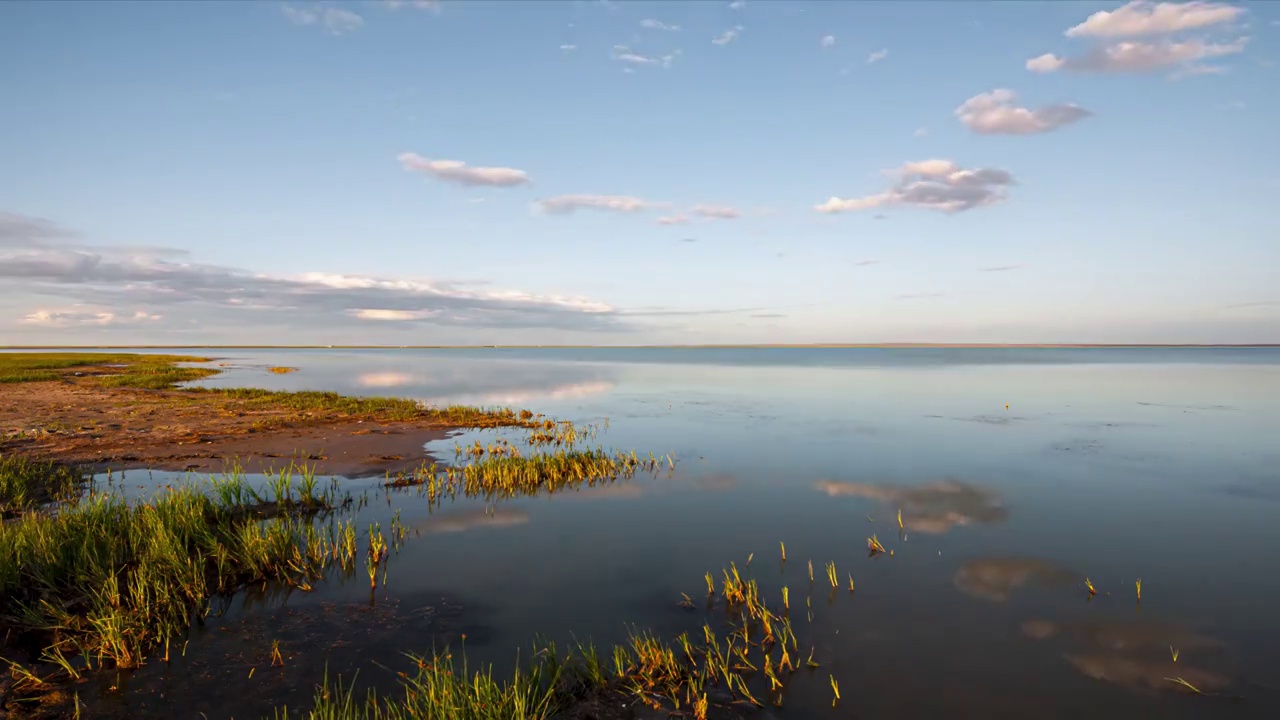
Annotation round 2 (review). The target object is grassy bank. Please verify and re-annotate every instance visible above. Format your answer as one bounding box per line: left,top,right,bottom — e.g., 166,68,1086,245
0,352,216,387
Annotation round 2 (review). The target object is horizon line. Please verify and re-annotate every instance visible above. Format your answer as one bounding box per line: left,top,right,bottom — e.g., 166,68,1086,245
2,343,1277,350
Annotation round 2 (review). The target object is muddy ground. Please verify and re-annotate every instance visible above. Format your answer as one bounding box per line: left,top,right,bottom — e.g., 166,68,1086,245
0,380,455,477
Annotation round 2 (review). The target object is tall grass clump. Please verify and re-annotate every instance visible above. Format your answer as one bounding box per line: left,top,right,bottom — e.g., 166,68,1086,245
0,474,337,675
386,445,666,506
0,454,86,517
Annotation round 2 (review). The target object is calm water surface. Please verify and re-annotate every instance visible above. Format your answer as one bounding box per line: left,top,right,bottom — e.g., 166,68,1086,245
81,348,1280,719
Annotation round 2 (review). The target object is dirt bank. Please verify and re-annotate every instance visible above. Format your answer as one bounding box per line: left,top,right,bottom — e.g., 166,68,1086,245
0,380,463,477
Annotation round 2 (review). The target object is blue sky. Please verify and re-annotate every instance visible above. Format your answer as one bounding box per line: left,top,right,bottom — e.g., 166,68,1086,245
2,0,1277,345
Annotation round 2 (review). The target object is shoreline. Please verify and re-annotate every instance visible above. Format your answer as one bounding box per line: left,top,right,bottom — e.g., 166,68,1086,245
0,354,539,478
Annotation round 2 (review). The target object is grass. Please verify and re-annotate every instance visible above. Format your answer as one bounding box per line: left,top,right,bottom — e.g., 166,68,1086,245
0,352,213,386
267,366,299,374
0,454,86,517
267,553,832,718
0,469,344,690
385,445,666,505
274,622,791,720
867,534,886,555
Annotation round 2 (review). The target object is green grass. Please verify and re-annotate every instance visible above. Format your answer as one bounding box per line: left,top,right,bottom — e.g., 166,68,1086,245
191,387,547,427
0,455,87,517
388,448,664,507
274,628,764,720
0,352,214,387
0,472,341,683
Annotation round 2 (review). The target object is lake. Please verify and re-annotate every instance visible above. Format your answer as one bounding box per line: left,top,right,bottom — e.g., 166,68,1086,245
82,347,1280,719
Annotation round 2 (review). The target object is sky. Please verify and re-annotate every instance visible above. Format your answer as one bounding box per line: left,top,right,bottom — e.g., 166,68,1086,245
1,0,1278,346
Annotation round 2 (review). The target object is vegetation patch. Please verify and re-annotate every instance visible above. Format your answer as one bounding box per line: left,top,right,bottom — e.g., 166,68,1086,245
0,353,211,386
277,560,826,720
0,469,345,706
0,455,86,518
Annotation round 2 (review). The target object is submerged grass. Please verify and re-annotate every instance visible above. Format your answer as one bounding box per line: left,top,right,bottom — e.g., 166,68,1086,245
385,445,667,505
0,454,86,517
278,546,844,719
277,626,777,720
0,470,343,683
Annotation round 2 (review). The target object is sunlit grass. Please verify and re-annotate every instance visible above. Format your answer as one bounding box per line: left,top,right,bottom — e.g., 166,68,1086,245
275,627,777,720
0,454,86,517
0,469,344,681
0,352,213,386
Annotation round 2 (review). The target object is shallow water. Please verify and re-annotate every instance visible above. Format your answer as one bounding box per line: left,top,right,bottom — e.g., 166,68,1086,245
78,348,1280,718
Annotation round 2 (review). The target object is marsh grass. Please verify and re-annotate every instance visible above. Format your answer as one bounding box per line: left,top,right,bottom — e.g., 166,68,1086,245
278,627,773,720
386,444,664,505
267,366,299,374
0,352,213,386
0,470,345,689
0,454,87,517
867,534,886,555
281,550,839,719
198,387,552,429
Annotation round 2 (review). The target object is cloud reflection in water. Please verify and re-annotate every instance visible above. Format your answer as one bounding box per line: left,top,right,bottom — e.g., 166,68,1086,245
413,508,530,534
1022,618,1230,694
814,479,1007,534
352,359,617,407
952,557,1077,602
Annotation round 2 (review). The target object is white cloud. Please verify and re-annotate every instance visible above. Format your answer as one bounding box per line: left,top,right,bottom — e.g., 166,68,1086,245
640,19,681,32
282,5,365,35
815,159,1015,215
20,309,162,327
955,89,1092,135
691,204,741,220
713,26,743,46
351,308,438,321
914,127,929,137
612,45,680,68
820,35,836,48
397,153,530,187
657,215,690,225
282,5,318,25
383,0,441,11
320,8,363,35
867,48,888,64
729,0,745,9
560,44,577,51
1,212,625,333
1026,36,1247,74
535,194,661,215
1064,1,1244,39
1170,62,1231,79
